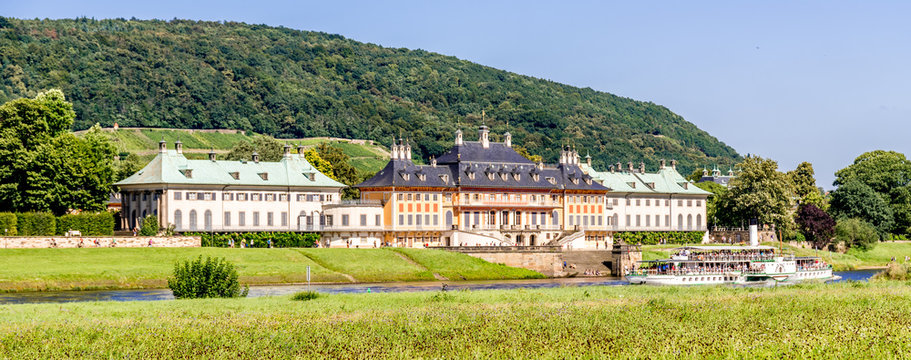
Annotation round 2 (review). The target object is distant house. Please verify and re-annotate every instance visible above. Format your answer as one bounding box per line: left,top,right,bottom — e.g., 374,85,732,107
698,166,736,187
114,141,345,232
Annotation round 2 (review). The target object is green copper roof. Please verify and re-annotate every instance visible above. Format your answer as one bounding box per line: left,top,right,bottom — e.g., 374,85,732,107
580,163,709,195
115,150,345,188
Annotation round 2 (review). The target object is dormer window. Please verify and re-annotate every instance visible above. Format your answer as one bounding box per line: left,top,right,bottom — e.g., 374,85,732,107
647,182,656,189
229,172,240,180
499,173,508,181
467,172,476,180
628,182,636,188
487,172,495,180
546,177,556,185
180,169,193,178
532,174,540,182
418,173,426,182
585,178,592,185
304,172,315,181
572,178,579,185
401,172,410,181
439,174,449,184
512,173,521,181
258,172,269,181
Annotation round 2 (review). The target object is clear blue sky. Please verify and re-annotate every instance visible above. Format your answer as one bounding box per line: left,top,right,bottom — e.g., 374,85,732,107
6,1,911,188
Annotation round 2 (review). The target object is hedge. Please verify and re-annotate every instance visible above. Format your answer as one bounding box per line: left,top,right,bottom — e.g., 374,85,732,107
613,231,705,245
140,215,159,236
56,212,115,236
0,212,16,236
188,232,320,248
16,212,56,236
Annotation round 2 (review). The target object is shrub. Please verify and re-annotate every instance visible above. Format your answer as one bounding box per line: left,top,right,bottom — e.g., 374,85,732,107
0,212,16,236
291,291,320,301
56,212,115,235
872,262,910,281
189,232,320,248
613,231,705,245
139,215,159,236
835,218,879,251
167,256,248,299
16,212,56,236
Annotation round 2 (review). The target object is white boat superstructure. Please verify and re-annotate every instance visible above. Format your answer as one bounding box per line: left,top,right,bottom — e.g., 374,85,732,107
626,246,835,285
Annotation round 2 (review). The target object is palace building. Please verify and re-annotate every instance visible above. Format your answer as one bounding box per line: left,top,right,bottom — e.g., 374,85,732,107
115,140,345,232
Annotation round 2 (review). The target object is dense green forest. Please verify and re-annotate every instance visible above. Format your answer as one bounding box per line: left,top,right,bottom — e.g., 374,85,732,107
0,17,739,172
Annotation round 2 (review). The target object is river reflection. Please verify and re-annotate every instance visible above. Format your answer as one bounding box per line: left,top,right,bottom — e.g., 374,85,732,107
0,270,880,305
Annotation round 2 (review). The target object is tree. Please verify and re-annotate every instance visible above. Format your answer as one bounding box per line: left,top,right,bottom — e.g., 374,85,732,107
717,156,794,231
694,181,728,227
315,142,362,199
225,136,283,162
304,148,335,180
167,256,248,299
139,214,159,236
788,162,827,210
834,150,911,234
114,153,145,183
795,204,836,249
515,146,542,163
829,179,894,235
0,91,115,215
834,218,879,251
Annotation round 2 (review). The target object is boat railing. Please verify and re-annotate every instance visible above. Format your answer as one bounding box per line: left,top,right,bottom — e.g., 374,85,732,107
668,255,781,262
628,269,744,276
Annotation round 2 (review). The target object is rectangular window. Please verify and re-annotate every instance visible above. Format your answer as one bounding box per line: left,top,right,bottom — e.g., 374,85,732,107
142,193,147,201
583,216,589,226
320,195,325,202
540,213,546,225
636,215,641,227
342,214,349,226
655,215,660,227
187,192,197,200
425,214,430,226
252,193,261,201
407,194,412,201
665,215,670,227
433,214,439,225
636,199,640,206
239,212,246,226
433,194,438,201
281,212,288,227
626,198,631,206
398,194,404,201
399,214,404,226
222,193,232,201
598,216,603,226
464,213,470,228
408,214,413,225
326,215,333,226
665,200,670,206
360,214,367,226
174,192,182,200
645,216,650,227
678,200,683,207
376,215,381,226
569,215,573,226
424,194,430,201
613,199,619,206
696,200,702,207
645,199,650,206
253,212,260,227
531,212,537,225
297,194,305,201
280,194,288,202
267,212,274,226
625,215,631,227
473,212,480,225
687,200,693,207
416,215,422,226
224,212,231,227
266,194,274,202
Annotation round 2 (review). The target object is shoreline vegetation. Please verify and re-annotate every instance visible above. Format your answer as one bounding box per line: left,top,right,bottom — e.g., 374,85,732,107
641,241,911,271
2,281,911,357
0,248,543,293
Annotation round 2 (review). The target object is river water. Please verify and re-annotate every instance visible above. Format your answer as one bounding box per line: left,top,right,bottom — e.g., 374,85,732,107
0,270,879,305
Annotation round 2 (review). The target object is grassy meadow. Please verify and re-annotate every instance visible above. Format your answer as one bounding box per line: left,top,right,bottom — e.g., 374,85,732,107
642,241,911,270
1,281,910,358
0,248,543,292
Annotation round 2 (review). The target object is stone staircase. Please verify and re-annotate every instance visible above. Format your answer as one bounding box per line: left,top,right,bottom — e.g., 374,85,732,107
561,250,613,276
549,230,585,248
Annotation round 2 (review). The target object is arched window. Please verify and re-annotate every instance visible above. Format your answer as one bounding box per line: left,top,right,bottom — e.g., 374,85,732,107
445,211,453,227
552,211,559,226
174,210,182,230
677,214,683,230
687,214,693,230
696,214,702,230
142,210,147,218
189,210,197,230
612,214,619,229
204,210,213,231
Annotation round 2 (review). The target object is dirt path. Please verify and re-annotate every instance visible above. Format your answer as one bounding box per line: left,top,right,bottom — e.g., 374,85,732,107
294,250,358,283
393,252,449,281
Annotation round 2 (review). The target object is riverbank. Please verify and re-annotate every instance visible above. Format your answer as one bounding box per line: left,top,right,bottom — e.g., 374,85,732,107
0,248,543,292
2,281,910,358
642,241,911,270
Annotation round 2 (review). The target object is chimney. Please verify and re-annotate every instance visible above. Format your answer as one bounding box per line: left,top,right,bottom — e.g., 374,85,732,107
175,140,183,154
639,162,645,173
283,144,291,159
660,159,666,168
404,139,412,161
159,139,167,153
390,138,399,160
478,126,490,148
455,129,463,146
252,151,260,163
610,165,615,173
297,144,305,158
503,131,512,147
431,156,437,167
585,152,592,166
616,162,622,172
208,150,216,161
628,162,634,172
671,159,677,170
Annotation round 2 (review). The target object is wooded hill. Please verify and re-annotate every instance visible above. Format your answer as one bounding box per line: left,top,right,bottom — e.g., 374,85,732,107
0,17,739,172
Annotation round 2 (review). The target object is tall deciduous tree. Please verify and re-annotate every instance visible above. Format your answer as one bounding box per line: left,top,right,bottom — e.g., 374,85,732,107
795,204,836,249
829,179,894,235
834,218,879,251
694,181,728,227
834,150,911,234
225,136,283,162
788,162,827,210
0,91,115,214
717,156,794,231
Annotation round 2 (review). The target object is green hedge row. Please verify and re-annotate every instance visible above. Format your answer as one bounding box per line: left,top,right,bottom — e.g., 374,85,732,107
17,212,57,236
188,232,320,248
0,213,16,236
0,212,115,236
56,212,115,236
613,231,705,245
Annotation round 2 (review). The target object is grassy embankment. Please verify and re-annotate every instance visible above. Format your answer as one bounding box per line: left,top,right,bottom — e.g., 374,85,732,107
0,248,542,292
641,242,911,270
81,128,390,173
1,281,910,358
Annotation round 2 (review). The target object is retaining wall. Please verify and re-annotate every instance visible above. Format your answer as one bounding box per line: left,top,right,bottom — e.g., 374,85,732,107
0,236,201,249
